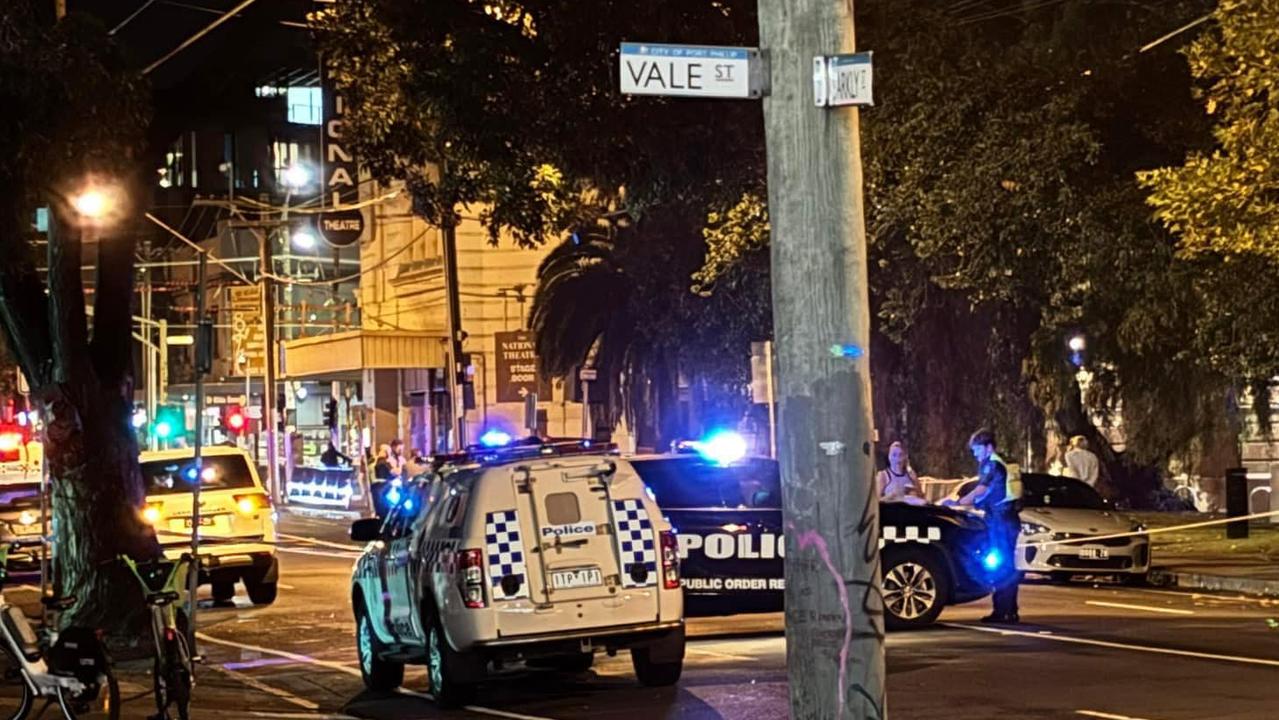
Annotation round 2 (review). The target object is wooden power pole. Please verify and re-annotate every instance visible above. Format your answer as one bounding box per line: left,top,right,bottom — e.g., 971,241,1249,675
757,1,885,718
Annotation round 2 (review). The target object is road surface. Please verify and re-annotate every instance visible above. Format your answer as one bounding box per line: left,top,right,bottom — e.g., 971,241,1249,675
80,513,1279,719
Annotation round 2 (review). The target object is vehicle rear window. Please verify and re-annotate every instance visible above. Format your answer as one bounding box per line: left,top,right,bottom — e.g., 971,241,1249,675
0,483,40,509
632,458,781,510
1022,475,1107,510
141,455,259,495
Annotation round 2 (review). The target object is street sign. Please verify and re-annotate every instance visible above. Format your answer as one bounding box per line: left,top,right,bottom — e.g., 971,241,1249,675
229,286,266,377
579,368,598,382
814,52,873,107
317,208,364,248
495,330,552,403
619,42,763,99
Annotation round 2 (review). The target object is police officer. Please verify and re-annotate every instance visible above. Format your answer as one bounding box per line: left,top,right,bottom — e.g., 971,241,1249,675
958,428,1024,624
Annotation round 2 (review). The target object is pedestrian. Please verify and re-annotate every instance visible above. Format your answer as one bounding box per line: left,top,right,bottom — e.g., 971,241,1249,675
1064,435,1100,488
321,441,352,468
877,441,926,505
956,429,1024,624
388,438,408,479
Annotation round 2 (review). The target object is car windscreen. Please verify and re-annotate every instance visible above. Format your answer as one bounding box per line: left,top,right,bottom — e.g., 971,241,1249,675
141,455,258,495
1021,475,1106,510
632,458,781,510
0,483,40,509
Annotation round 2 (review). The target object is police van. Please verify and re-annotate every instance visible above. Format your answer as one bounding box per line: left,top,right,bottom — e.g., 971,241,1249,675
348,448,685,707
631,449,995,629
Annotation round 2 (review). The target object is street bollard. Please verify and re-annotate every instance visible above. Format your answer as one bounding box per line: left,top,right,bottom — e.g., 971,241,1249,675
1225,467,1248,539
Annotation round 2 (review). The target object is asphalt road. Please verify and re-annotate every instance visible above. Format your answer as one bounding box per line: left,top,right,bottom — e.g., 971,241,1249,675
101,512,1279,719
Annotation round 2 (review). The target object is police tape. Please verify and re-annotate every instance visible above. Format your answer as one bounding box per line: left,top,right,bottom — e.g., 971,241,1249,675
1017,506,1279,548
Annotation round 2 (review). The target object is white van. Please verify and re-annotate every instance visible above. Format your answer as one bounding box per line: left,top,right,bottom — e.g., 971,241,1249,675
349,453,685,707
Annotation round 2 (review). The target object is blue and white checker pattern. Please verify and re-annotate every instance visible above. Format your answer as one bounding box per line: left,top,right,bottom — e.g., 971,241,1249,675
878,525,942,550
612,499,658,588
485,510,529,600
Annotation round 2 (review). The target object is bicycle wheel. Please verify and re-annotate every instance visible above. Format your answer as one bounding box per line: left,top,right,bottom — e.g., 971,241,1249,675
169,631,192,720
55,669,118,720
0,644,32,720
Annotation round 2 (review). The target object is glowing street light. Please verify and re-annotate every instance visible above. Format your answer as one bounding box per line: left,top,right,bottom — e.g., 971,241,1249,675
290,230,317,250
1068,335,1086,353
282,164,311,189
66,179,125,228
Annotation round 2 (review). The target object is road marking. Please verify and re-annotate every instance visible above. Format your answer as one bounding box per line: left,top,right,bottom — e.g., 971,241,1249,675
202,633,561,720
1077,711,1161,720
688,647,755,661
277,583,296,590
246,713,359,720
278,532,363,552
1084,600,1195,616
944,622,1279,667
209,663,320,710
1127,587,1279,607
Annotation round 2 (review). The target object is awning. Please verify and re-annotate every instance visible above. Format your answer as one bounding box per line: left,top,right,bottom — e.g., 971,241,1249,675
283,330,447,378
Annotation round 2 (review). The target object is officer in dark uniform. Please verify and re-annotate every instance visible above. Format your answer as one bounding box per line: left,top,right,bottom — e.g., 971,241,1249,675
958,428,1023,624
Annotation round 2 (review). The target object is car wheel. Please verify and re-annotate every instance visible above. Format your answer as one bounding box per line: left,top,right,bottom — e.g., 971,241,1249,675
244,578,278,606
882,546,951,630
1049,571,1074,584
631,625,684,687
211,581,236,603
355,602,403,692
427,612,479,708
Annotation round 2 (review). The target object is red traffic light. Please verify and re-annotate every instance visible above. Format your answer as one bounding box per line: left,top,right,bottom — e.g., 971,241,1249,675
223,405,247,433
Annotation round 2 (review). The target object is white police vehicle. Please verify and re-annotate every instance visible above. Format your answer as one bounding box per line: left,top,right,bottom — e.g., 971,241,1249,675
348,443,685,707
633,436,997,629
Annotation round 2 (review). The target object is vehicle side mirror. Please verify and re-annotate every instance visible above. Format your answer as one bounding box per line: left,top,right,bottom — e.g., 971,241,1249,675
350,518,382,542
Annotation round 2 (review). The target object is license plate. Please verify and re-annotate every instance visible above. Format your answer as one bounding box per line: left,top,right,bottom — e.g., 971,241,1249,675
551,567,603,590
1079,546,1109,560
182,517,217,528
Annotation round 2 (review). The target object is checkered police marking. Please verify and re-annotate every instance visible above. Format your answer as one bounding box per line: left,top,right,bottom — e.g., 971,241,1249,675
879,525,941,550
485,510,529,600
612,499,658,588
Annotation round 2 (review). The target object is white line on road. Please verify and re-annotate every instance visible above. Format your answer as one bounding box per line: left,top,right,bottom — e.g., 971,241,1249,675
246,713,359,720
210,663,320,710
944,622,1279,667
277,583,296,590
1077,710,1162,720
1084,600,1195,616
200,633,562,720
278,533,363,552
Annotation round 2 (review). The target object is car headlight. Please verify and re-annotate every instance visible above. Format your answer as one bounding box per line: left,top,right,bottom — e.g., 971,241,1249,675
1130,522,1148,534
1020,521,1051,535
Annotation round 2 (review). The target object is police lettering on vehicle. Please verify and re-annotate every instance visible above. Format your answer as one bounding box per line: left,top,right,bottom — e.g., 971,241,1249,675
677,532,785,560
541,521,597,538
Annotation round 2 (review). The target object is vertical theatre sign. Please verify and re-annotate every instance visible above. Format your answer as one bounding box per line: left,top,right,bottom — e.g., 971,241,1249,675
319,69,365,248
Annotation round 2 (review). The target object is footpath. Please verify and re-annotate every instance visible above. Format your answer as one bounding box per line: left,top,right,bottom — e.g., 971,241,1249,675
1140,511,1279,599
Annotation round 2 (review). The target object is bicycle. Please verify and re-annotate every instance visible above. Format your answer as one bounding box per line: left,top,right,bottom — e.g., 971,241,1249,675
0,541,119,719
120,555,194,720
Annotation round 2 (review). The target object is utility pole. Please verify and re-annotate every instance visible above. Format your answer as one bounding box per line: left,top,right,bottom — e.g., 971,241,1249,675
260,231,279,503
757,1,885,718
441,220,466,450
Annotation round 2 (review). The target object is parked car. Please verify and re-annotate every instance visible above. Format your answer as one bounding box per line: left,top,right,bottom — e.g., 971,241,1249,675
0,481,42,573
349,451,685,707
950,473,1150,582
630,452,997,629
138,447,280,605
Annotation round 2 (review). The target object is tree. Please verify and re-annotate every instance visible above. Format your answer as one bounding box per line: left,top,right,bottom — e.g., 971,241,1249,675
0,3,159,635
1140,0,1279,263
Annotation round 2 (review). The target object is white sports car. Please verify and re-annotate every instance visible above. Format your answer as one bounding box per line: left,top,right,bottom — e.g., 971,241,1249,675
951,473,1150,582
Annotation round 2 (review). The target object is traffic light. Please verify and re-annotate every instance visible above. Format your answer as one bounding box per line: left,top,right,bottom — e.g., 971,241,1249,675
324,399,338,430
223,405,247,435
153,405,185,440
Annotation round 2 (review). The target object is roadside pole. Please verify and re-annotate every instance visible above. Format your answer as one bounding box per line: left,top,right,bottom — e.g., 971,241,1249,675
757,0,885,717
189,252,209,655
260,232,279,503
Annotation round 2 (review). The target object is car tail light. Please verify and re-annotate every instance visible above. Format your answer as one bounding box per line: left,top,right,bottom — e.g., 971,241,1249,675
458,548,486,609
233,493,268,516
0,433,22,453
660,531,680,590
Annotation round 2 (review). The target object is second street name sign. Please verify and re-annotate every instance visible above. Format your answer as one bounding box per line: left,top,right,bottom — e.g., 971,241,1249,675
619,43,762,99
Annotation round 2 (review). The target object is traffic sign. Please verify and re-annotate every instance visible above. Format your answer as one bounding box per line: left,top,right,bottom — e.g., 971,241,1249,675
814,52,873,108
579,368,598,381
619,42,764,99
317,208,364,248
495,330,552,403
228,286,266,377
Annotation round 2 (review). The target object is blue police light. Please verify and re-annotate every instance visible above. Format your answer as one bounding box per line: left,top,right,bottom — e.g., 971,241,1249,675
698,430,748,466
184,467,199,482
983,549,1003,571
403,499,414,511
386,486,402,506
479,429,513,448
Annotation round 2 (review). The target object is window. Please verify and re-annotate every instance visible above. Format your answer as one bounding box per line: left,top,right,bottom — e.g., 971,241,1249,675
140,455,258,495
286,87,322,125
545,492,581,525
1022,475,1107,510
632,458,781,510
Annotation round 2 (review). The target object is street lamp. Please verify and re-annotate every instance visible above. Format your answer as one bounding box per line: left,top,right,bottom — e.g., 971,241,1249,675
282,164,310,190
68,180,125,226
1068,335,1086,353
290,230,317,250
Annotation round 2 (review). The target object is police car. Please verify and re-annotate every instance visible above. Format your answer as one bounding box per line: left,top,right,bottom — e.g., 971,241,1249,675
632,437,996,629
348,445,685,707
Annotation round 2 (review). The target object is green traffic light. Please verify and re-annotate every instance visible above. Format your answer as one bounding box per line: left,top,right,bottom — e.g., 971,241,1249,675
154,420,173,439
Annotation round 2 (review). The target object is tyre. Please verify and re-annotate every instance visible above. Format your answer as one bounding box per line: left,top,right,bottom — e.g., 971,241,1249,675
882,546,951,630
0,644,33,720
1049,571,1074,584
355,603,403,692
631,646,683,687
426,613,479,708
169,631,193,720
1122,572,1148,587
211,581,236,603
56,669,119,720
244,578,278,606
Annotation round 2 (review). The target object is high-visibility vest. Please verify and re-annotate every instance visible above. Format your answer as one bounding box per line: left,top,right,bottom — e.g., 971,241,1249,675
991,453,1023,505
